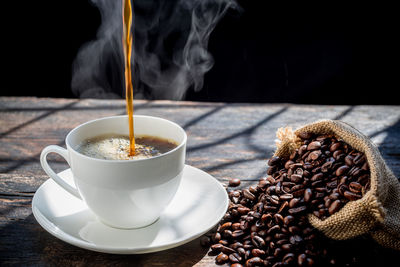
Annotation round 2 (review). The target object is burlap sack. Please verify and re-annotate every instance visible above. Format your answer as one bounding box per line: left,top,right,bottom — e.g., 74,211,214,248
273,119,400,250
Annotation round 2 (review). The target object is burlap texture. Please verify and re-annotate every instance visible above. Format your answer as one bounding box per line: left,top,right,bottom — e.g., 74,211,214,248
273,119,400,250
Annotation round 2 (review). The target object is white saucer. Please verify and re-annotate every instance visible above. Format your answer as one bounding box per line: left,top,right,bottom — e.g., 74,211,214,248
32,165,228,254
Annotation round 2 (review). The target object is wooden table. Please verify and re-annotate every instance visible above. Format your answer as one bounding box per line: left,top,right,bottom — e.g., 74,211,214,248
1,97,399,266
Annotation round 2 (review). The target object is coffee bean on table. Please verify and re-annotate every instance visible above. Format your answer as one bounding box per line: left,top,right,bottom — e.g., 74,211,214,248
229,178,241,187
216,253,229,264
229,253,242,263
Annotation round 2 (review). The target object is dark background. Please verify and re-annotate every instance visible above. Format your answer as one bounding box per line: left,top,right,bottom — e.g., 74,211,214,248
1,1,397,104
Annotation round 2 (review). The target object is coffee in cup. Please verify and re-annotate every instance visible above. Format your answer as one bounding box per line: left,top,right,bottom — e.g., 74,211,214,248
76,134,178,160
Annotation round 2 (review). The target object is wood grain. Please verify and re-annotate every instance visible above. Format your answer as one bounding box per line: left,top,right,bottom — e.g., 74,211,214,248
1,97,400,266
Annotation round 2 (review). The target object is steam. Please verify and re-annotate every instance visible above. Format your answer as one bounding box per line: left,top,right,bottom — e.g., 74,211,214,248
72,0,239,100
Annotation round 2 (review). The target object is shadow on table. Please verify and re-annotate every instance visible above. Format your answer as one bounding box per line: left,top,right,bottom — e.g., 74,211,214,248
371,118,400,178
0,213,209,266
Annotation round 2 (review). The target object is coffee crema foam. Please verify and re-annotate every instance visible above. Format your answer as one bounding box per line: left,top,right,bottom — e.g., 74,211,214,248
76,134,178,160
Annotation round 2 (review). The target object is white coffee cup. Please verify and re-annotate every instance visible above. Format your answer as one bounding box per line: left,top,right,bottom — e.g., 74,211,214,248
40,115,186,229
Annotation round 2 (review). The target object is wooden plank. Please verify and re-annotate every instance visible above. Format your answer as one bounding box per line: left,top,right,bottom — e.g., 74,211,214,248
1,97,400,266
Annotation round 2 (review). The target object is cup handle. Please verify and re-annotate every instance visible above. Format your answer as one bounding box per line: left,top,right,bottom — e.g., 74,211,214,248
40,145,81,199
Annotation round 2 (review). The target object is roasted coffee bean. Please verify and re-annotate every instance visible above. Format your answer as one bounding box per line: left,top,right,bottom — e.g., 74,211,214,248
232,222,241,231
267,165,277,175
276,239,289,246
328,200,342,215
219,222,232,232
349,167,362,177
290,234,303,244
332,149,344,159
284,160,294,169
264,205,277,211
321,161,333,172
309,150,322,161
283,215,295,225
291,184,305,192
288,225,301,234
223,230,233,239
349,181,362,193
273,247,282,257
338,184,349,196
229,178,241,187
212,232,221,243
290,149,298,160
211,243,223,252
238,206,250,215
229,253,242,263
251,248,265,257
361,162,369,171
266,176,276,184
249,186,258,194
278,201,289,213
216,253,229,264
324,198,332,208
281,243,293,251
274,213,284,224
336,165,350,176
311,173,324,182
244,250,251,261
282,253,295,264
232,230,245,239
237,247,246,257
289,198,300,208
326,180,337,189
245,257,263,267
268,156,281,166
270,195,280,205
330,141,341,152
353,154,366,165
345,155,354,166
267,225,280,235
251,235,265,248
315,187,327,193
307,141,321,151
344,191,362,201
221,246,236,254
298,253,307,266
298,144,308,156
304,188,313,202
243,189,256,201
298,131,314,139
288,206,307,214
280,193,293,200
292,189,306,198
230,242,243,250
219,239,229,246
290,174,303,183
257,179,269,189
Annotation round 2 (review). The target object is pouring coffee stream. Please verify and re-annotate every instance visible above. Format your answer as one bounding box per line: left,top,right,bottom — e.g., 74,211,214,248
123,0,135,156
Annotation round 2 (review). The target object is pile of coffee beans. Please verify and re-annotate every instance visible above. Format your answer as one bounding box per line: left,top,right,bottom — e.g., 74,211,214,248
268,132,370,220
205,133,371,266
